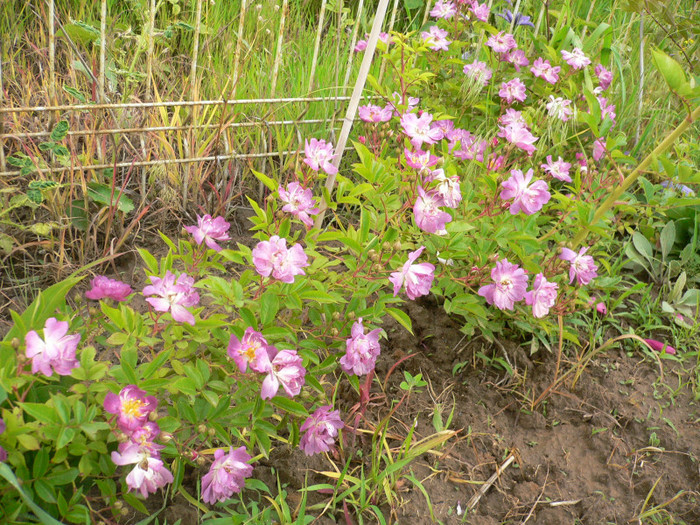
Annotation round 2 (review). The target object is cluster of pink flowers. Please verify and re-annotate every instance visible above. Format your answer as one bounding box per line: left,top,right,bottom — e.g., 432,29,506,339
530,58,560,84
497,110,538,156
252,235,309,284
228,328,306,399
299,406,344,456
498,78,527,104
303,138,337,175
25,317,81,377
278,182,319,228
185,214,231,252
85,276,133,302
201,447,254,504
143,271,200,326
595,64,613,90
105,385,174,498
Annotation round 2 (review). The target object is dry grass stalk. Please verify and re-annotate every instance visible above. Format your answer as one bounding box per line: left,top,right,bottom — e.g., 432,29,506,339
466,453,516,511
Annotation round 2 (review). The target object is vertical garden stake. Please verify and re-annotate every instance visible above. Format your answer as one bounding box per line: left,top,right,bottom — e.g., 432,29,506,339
313,0,391,230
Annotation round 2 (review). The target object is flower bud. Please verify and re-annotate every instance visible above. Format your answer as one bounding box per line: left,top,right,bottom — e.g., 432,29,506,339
88,307,98,317
331,311,340,320
275,210,285,220
161,432,173,442
393,240,402,251
120,508,129,516
330,327,339,336
196,455,208,466
113,501,123,510
117,433,129,443
197,424,207,434
369,251,380,262
382,241,392,251
207,427,216,437
11,338,20,349
371,263,383,273
367,249,377,260
347,311,356,320
148,410,158,421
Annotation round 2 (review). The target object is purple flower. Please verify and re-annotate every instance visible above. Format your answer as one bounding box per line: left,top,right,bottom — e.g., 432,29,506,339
421,25,451,51
143,271,200,325
299,405,344,456
184,214,231,252
431,119,454,140
201,447,254,504
524,274,558,318
252,235,309,284
593,137,606,162
546,96,573,121
414,187,452,234
505,49,529,71
400,112,443,150
497,9,534,28
497,123,538,156
644,339,676,355
561,47,591,70
478,258,528,310
388,92,420,116
259,349,306,399
358,104,393,123
404,148,439,171
278,182,319,228
354,40,367,52
304,138,337,175
227,327,272,373
430,0,457,19
111,446,173,498
500,169,550,215
389,246,436,300
530,57,560,84
104,385,158,433
0,418,6,462
85,276,133,302
498,78,527,104
597,96,617,124
486,32,517,54
541,155,572,182
595,64,613,90
340,318,382,376
463,60,493,87
24,317,81,377
429,169,463,208
560,247,598,286
470,2,490,22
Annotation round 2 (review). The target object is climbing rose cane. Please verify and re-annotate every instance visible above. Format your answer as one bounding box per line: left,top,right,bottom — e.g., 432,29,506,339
299,405,345,456
201,447,254,504
25,317,81,377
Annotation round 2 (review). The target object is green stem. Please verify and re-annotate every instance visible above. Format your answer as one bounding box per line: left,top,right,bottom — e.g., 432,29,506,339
571,104,700,248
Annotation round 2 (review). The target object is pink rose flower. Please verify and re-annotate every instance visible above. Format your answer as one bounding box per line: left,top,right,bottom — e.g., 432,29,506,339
389,246,436,300
421,25,451,51
561,47,591,70
497,123,538,156
530,57,560,84
470,2,490,22
104,385,158,433
259,349,306,399
278,182,319,228
404,148,440,171
428,169,462,208
414,187,452,234
358,104,393,123
85,276,133,302
595,64,613,90
339,318,382,376
525,273,558,318
143,271,200,325
500,168,551,215
498,78,527,104
505,49,529,71
430,0,457,19
299,405,344,456
201,447,253,504
227,327,274,373
546,96,573,121
304,138,337,175
541,155,572,182
184,214,231,252
486,32,517,54
593,137,606,162
111,446,173,499
24,317,81,377
463,60,493,86
400,112,444,150
560,247,598,285
252,235,309,284
478,258,528,310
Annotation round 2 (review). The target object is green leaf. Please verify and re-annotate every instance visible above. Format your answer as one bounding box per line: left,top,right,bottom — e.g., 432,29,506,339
0,463,65,525
87,182,135,213
63,85,86,102
252,169,278,192
33,479,57,504
632,231,654,264
50,120,69,142
17,433,41,450
387,307,413,335
270,396,309,417
659,221,676,262
56,427,76,449
651,48,686,92
20,402,61,424
27,188,43,204
260,290,279,326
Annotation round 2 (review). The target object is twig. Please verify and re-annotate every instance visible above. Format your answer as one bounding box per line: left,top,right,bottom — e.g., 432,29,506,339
466,453,516,510
520,469,549,524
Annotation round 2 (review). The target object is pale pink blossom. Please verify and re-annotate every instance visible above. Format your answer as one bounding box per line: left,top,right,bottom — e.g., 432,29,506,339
304,138,337,175
278,182,319,227
560,247,598,285
541,155,572,182
546,95,573,121
404,148,439,171
252,236,309,284
143,271,200,325
478,259,528,310
497,123,538,156
85,276,133,302
400,112,444,150
500,168,550,215
389,246,436,300
431,119,454,140
595,64,613,90
593,137,606,161
227,327,273,373
561,47,591,70
25,317,81,377
470,2,490,22
525,274,558,318
201,447,253,504
185,214,231,252
414,187,452,234
530,57,560,84
463,60,493,86
597,96,617,124
259,349,306,399
505,49,529,71
430,0,457,19
486,32,517,54
428,169,462,208
388,92,420,116
499,109,525,128
499,78,527,104
104,385,158,434
340,318,382,376
358,104,393,123
111,447,173,498
421,25,451,51
299,406,344,456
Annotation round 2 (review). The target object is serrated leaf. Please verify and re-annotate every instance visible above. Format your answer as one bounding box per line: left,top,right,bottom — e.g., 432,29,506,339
50,121,69,142
28,180,60,190
27,188,43,204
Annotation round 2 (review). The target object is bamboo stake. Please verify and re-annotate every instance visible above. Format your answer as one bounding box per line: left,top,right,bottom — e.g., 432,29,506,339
99,0,107,101
270,0,288,98
1,118,351,139
0,147,352,177
146,0,156,100
313,0,392,230
308,0,327,93
184,0,204,205
0,36,5,172
378,0,400,84
341,0,365,96
421,0,431,27
0,95,370,114
231,0,247,92
48,0,56,105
